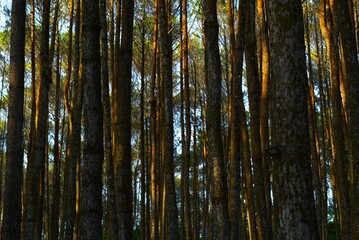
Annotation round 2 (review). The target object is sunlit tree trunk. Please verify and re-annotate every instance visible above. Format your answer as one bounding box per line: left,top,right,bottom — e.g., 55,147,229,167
228,0,246,239
257,1,272,237
334,1,359,238
245,0,271,238
23,0,51,237
150,1,159,239
319,1,351,238
304,5,323,238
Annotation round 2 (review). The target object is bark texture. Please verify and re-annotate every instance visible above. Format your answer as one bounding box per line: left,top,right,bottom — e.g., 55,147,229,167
158,0,179,238
0,0,26,238
203,0,230,239
79,0,104,238
113,0,134,238
268,1,319,239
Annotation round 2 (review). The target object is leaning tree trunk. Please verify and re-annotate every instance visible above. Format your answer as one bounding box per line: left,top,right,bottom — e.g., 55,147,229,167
334,1,359,238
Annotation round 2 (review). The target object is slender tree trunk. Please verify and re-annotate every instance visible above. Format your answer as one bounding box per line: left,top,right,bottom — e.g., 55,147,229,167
203,0,230,239
304,6,323,238
257,0,272,237
64,0,82,237
229,0,246,239
182,0,192,238
100,0,119,238
158,0,179,238
319,1,351,238
334,1,359,238
49,31,62,240
0,0,26,238
139,2,147,239
192,64,199,240
150,2,159,239
113,0,134,238
23,0,52,237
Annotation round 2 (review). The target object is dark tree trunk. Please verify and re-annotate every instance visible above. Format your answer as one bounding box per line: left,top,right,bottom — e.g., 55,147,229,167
158,0,179,238
268,1,319,239
0,0,26,238
113,0,134,238
79,0,104,238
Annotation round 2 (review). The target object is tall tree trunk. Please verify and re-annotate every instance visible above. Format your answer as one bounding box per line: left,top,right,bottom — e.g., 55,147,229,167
245,0,270,238
79,0,103,237
113,0,134,238
182,0,192,238
23,0,51,237
203,0,230,239
100,0,119,238
257,0,272,237
304,6,323,238
139,2,147,239
334,1,359,238
49,30,62,240
158,0,179,238
268,0,319,239
0,0,26,238
64,0,82,237
228,0,246,239
319,1,351,238
314,17,328,239
150,1,159,239
192,64,199,240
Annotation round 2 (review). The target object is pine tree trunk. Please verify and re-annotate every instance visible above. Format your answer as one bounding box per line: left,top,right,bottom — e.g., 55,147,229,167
334,1,359,238
0,0,26,238
268,0,319,239
100,0,119,238
228,0,246,239
63,0,82,237
79,0,104,237
158,0,179,238
203,0,230,239
23,0,51,237
319,1,351,238
112,0,134,238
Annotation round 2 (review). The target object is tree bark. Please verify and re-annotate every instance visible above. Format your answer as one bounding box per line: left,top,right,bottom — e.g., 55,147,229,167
79,0,104,237
334,1,359,238
203,0,230,239
268,0,319,239
112,0,134,238
158,0,179,238
23,0,51,237
0,0,26,238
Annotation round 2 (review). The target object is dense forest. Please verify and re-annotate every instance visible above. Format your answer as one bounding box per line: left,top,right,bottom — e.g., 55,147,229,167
0,0,358,239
